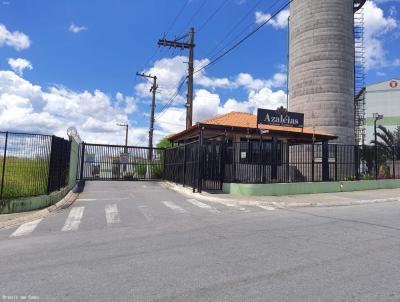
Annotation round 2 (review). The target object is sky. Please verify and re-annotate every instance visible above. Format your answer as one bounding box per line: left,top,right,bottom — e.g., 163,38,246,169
0,0,399,145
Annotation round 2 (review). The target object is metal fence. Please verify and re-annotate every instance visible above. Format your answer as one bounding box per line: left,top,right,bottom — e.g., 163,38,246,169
77,142,164,181
0,132,71,200
163,140,400,192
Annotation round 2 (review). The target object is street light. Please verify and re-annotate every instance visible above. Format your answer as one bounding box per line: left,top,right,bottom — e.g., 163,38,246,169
373,113,383,179
117,123,129,173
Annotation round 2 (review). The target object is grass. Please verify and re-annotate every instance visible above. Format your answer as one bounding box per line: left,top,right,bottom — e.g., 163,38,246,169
0,156,49,199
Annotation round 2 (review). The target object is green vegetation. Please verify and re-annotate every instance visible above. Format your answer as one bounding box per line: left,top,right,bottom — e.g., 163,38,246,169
0,157,49,199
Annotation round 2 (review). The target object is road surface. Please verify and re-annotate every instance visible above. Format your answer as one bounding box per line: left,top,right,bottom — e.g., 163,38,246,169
1,181,400,301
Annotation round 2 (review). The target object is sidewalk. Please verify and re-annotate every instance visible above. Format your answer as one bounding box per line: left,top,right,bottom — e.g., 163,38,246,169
0,191,78,230
162,182,400,209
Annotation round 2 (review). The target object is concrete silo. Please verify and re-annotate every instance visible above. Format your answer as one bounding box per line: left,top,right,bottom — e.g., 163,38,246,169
288,0,365,144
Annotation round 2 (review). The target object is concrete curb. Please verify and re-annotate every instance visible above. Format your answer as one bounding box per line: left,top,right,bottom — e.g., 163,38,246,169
161,181,400,209
0,190,78,230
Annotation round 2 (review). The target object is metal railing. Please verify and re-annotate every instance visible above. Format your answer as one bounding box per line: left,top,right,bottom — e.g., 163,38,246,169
0,132,71,200
163,140,400,192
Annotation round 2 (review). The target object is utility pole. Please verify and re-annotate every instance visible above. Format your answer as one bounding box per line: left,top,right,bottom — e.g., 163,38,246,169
158,27,195,129
136,72,158,160
116,123,128,173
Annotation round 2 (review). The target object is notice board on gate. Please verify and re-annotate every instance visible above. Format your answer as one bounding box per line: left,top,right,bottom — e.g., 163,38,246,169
257,107,304,128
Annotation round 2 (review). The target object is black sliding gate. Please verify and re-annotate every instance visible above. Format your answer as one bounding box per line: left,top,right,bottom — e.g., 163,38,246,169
78,143,164,181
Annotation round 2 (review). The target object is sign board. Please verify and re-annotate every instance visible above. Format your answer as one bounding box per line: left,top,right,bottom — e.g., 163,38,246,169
85,153,95,163
120,153,129,164
257,107,304,128
240,151,247,159
389,80,398,88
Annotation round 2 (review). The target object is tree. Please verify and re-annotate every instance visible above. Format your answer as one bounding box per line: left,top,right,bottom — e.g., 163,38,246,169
369,125,400,162
157,137,173,149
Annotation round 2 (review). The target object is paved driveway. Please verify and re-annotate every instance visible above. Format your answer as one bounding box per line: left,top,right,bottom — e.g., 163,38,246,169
1,181,400,301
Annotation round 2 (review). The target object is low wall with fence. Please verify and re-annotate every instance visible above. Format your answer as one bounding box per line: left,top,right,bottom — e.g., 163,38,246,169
163,140,400,193
0,132,78,214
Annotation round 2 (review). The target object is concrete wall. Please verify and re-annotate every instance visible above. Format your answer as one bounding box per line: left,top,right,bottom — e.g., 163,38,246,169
288,0,355,144
223,179,400,196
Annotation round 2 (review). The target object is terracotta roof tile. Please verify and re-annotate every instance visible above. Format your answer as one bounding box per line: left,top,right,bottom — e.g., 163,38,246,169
200,112,334,136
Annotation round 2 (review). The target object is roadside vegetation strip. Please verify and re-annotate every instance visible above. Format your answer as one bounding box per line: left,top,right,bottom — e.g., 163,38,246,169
61,206,85,231
10,218,43,237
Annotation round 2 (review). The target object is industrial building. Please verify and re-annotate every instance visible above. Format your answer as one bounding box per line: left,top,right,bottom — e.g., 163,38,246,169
364,79,400,143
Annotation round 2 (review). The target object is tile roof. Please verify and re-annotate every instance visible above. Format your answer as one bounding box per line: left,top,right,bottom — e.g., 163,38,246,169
200,112,334,136
168,111,336,140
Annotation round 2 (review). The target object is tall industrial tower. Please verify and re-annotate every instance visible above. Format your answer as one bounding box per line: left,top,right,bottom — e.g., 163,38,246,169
288,0,366,144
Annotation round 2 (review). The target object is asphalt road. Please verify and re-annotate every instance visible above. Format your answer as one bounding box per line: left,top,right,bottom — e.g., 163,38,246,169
1,181,400,302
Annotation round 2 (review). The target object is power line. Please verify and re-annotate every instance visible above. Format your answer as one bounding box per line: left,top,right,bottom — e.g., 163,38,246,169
155,77,187,120
165,0,189,37
197,0,230,33
179,0,208,36
202,0,266,61
194,0,293,74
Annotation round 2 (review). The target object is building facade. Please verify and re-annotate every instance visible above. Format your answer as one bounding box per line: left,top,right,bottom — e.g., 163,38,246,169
365,79,400,143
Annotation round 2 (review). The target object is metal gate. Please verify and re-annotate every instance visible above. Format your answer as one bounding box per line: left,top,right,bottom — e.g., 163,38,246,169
77,143,164,181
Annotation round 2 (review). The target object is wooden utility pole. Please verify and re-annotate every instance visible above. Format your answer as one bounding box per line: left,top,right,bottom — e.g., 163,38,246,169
136,72,158,160
158,27,195,129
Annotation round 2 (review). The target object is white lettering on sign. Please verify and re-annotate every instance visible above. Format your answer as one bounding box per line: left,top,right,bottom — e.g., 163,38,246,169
264,113,300,126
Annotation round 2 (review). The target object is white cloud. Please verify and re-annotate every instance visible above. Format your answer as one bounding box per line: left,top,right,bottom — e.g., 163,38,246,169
0,70,145,145
255,9,290,29
7,58,33,76
363,1,398,69
0,24,31,51
69,23,88,33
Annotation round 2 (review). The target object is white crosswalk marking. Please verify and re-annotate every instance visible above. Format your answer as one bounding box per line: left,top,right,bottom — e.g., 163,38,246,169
186,199,220,213
161,201,188,214
10,219,42,237
257,205,276,211
62,207,85,231
137,205,153,221
105,204,120,225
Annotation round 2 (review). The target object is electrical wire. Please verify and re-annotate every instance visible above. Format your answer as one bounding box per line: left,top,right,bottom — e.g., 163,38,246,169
197,0,230,33
165,0,189,37
155,77,187,120
194,0,293,74
179,0,209,36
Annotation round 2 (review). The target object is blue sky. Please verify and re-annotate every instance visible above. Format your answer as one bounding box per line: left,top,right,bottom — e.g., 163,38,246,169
0,0,399,145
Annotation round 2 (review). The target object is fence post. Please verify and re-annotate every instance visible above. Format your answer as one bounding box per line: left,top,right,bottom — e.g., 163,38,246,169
322,141,329,181
334,144,338,181
79,142,86,180
197,130,203,193
219,141,226,190
47,135,56,194
0,132,9,200
271,138,278,181
355,145,360,180
182,143,187,186
311,143,315,182
162,148,166,180
393,146,396,179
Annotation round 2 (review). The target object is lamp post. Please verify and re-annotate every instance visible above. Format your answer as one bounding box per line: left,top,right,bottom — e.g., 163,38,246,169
117,123,128,173
373,113,383,179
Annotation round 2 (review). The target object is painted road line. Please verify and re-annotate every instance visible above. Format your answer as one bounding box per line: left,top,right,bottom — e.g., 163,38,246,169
76,198,97,201
105,204,120,225
61,207,85,232
186,199,220,213
10,219,43,237
137,205,153,221
257,205,276,211
161,201,188,214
